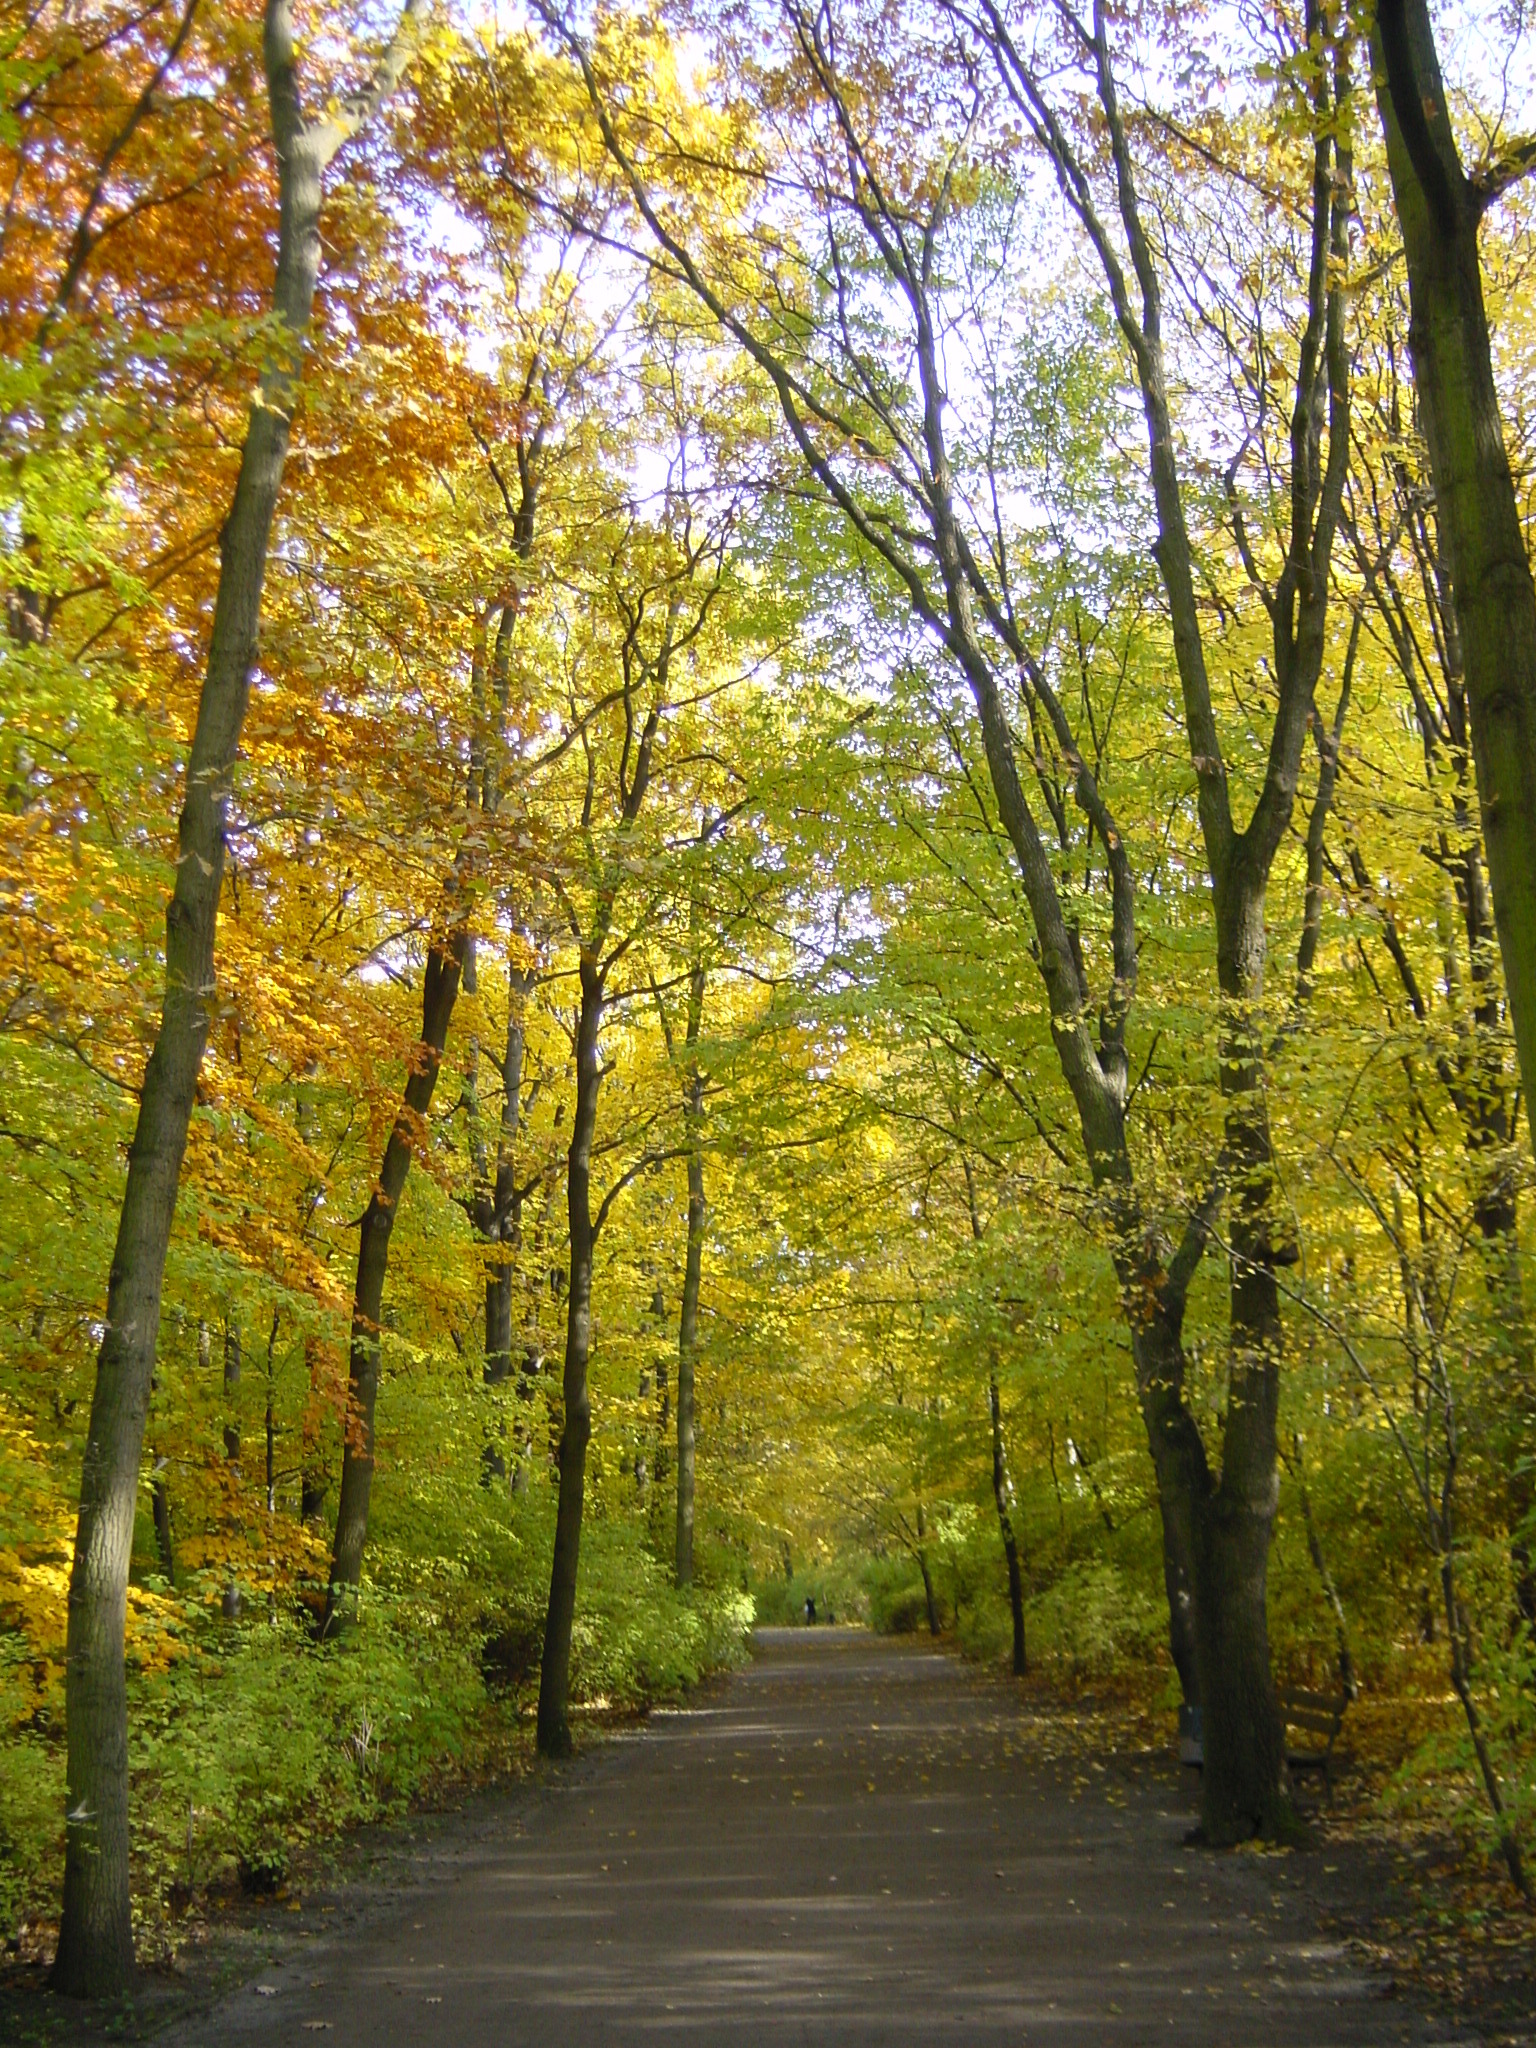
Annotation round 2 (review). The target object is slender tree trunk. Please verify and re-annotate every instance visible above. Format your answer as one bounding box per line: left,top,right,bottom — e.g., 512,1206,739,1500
652,1281,670,1493
299,1334,328,1524
52,0,366,1990
321,390,530,1561
536,954,602,1757
467,464,539,1386
265,1337,277,1617
1441,1541,1529,1897
674,1142,703,1587
221,1319,242,1618
674,948,706,1588
1156,1492,1200,1708
222,1319,242,1465
1373,0,1536,1156
321,929,467,1632
913,1497,940,1637
1287,1434,1355,1697
988,1370,1026,1676
265,1367,276,1515
150,1459,177,1588
644,1284,667,1544
477,970,531,1384
1123,1289,1206,1713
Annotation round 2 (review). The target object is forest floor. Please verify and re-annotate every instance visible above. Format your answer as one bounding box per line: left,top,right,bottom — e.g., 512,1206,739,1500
6,1626,1534,2045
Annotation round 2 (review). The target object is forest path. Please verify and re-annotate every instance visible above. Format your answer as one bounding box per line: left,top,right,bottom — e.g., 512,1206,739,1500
169,1628,1469,2047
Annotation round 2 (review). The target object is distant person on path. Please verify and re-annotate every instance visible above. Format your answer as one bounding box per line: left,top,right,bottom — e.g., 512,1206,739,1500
804,1595,816,1625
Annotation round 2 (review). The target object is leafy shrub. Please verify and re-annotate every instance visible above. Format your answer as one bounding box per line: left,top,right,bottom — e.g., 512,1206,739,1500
1023,1557,1163,1679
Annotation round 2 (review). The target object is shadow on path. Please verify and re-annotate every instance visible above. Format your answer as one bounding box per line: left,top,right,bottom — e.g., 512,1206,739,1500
163,1628,1477,2045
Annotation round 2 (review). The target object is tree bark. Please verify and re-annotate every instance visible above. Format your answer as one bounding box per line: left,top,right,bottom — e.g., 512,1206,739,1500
536,953,602,1756
988,1371,1026,1676
1201,889,1289,1838
52,0,425,1990
321,927,467,1632
1372,0,1536,1158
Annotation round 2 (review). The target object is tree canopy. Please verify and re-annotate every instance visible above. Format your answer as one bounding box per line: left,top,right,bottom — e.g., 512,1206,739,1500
3,0,1536,1989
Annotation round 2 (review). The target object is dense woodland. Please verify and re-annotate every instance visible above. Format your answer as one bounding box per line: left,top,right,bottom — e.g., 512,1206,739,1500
3,0,1536,1996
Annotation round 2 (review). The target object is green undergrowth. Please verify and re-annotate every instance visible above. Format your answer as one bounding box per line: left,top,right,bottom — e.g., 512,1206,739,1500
1,1511,754,1963
831,1495,1536,1901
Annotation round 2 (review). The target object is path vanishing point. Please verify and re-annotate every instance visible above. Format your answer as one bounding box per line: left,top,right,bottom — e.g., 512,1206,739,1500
166,1628,1474,2046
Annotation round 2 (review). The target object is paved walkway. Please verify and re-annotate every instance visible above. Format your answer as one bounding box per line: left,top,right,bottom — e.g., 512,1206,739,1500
168,1628,1474,2045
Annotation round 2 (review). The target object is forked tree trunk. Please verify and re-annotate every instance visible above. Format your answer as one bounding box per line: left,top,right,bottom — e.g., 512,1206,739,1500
536,954,602,1756
52,0,426,1990
323,452,529,1606
988,1370,1026,1676
1373,0,1536,1158
321,929,467,1632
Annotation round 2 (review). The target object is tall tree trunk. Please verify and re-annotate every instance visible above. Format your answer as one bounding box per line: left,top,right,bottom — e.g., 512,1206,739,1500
536,954,602,1757
988,1370,1026,1676
651,1282,670,1485
646,1283,669,1548
221,1319,242,1618
1372,0,1536,1155
52,0,424,1989
468,447,540,1383
674,947,706,1588
474,967,532,1385
1124,1283,1207,1719
915,1496,940,1638
321,926,467,1632
222,1318,242,1465
533,604,669,1748
150,1458,177,1588
322,411,527,1610
1286,1432,1356,1697
674,1142,703,1588
1194,888,1288,1840
299,1335,328,1524
265,1365,276,1514
1366,398,1536,1625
